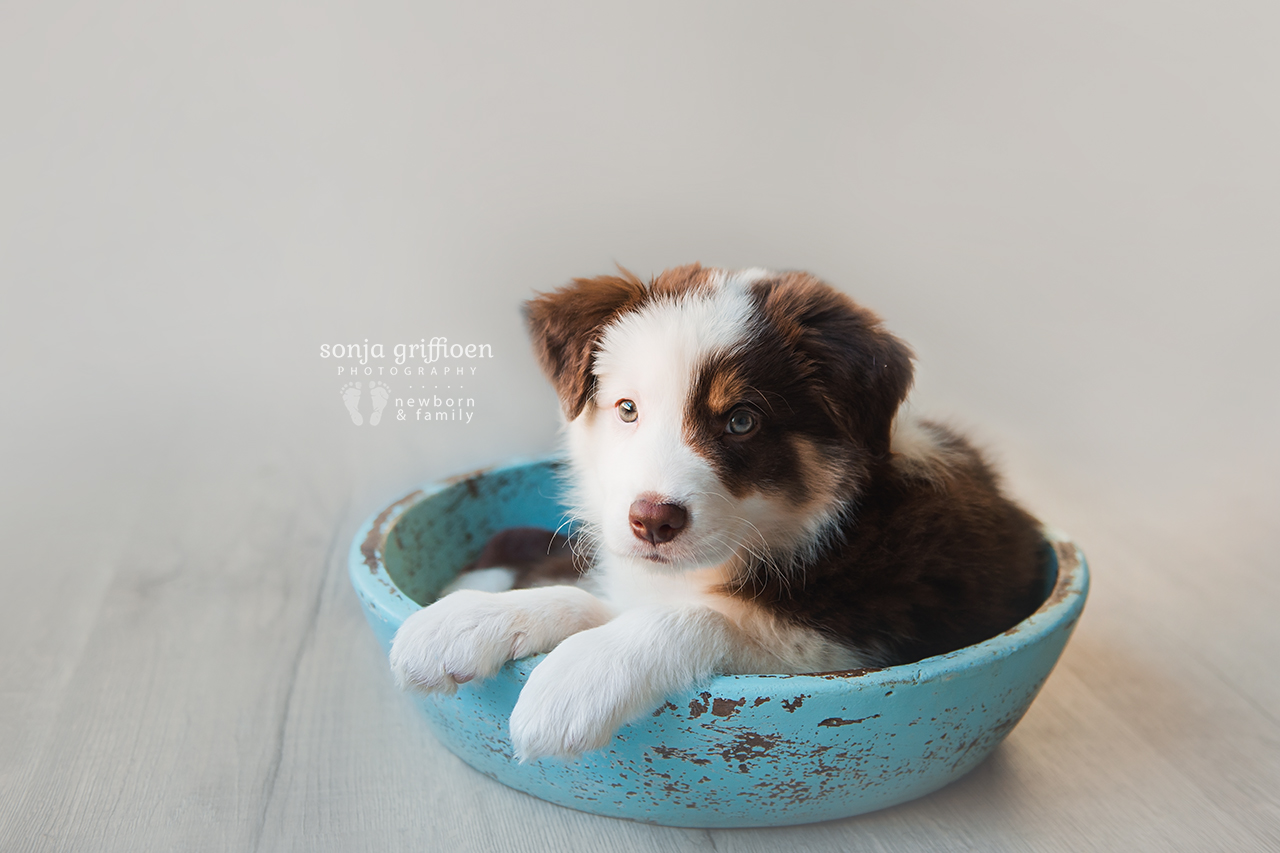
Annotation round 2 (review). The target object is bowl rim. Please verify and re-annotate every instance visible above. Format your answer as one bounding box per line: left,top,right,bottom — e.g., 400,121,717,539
350,455,1089,692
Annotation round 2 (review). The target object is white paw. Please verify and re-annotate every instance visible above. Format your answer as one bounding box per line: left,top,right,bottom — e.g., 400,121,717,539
389,590,537,694
508,630,647,762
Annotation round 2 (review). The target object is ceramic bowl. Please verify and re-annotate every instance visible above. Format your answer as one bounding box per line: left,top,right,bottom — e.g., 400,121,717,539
350,457,1088,827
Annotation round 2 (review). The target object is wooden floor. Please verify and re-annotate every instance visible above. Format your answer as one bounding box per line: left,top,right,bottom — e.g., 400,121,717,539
3,2,1278,850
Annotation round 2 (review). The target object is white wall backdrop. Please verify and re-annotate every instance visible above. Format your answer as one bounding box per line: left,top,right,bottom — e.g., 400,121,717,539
2,2,1277,851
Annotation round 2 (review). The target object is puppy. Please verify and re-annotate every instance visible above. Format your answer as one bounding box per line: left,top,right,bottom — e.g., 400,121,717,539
390,264,1046,762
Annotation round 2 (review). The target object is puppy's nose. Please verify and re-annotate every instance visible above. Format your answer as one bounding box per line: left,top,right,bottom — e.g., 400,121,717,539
629,499,688,545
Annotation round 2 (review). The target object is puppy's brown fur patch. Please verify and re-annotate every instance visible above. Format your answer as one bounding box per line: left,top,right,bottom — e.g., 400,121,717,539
753,272,914,457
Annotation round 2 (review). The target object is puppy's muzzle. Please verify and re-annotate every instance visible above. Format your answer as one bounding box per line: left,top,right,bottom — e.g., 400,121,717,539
628,499,688,544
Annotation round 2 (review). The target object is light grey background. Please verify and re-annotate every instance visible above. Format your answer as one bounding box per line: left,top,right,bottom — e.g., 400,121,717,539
2,2,1277,851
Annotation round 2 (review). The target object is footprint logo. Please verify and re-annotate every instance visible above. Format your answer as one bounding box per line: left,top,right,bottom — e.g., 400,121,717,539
341,382,363,425
369,381,391,426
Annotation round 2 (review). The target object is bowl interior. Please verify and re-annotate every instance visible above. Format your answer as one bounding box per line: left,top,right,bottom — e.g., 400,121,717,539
379,459,573,606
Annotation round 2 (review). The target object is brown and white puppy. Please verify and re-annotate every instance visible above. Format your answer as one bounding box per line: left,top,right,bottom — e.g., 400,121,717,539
389,264,1046,761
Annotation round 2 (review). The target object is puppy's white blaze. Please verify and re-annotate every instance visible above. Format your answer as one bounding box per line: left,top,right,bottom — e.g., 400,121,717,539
573,283,757,568
592,282,755,384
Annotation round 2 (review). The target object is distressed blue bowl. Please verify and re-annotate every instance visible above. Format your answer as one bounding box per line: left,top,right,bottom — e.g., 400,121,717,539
351,457,1087,827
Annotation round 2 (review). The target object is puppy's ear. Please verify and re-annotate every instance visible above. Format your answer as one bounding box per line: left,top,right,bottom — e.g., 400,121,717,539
524,271,648,419
757,273,914,456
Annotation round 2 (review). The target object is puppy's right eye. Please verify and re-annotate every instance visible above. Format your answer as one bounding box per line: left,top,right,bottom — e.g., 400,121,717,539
726,407,758,436
617,399,638,423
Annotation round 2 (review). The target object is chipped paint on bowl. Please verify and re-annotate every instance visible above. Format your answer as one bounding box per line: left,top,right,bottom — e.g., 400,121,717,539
350,457,1088,827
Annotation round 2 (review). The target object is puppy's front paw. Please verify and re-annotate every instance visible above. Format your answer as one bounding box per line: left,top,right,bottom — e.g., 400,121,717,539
389,590,535,695
508,631,643,762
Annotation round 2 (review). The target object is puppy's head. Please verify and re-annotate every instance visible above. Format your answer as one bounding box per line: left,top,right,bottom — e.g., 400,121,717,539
525,265,913,573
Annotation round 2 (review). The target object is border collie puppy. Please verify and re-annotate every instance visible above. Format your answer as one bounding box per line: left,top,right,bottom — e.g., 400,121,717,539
390,264,1046,761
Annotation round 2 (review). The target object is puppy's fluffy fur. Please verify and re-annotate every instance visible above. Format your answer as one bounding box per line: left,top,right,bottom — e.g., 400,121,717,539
390,265,1045,761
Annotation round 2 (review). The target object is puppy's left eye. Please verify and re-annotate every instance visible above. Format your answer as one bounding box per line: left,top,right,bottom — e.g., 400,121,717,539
726,408,758,436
